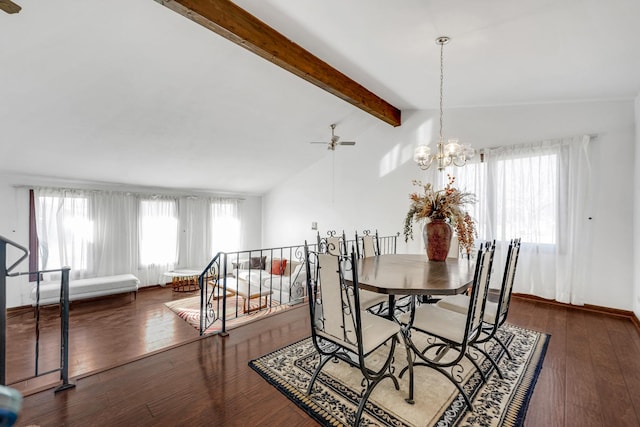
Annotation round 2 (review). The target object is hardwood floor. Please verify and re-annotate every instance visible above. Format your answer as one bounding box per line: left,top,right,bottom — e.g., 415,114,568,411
6,286,201,391
8,288,640,426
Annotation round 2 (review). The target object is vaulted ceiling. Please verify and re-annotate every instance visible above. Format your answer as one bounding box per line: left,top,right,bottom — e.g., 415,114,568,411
1,0,639,194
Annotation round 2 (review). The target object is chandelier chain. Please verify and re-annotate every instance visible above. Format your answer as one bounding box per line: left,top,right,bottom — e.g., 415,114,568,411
413,35,475,171
439,39,444,142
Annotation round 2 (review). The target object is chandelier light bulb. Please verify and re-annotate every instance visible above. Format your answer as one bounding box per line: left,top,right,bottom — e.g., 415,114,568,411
444,139,461,156
414,145,431,162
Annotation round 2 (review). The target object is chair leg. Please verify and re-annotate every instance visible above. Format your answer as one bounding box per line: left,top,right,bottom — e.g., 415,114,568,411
306,354,333,395
464,348,489,383
469,344,503,380
353,374,397,427
403,361,474,411
352,337,401,425
432,343,451,363
399,340,474,412
399,332,415,404
493,335,514,360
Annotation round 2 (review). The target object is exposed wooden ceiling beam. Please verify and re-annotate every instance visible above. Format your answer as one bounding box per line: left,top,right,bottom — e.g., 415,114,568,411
0,0,22,14
155,0,401,127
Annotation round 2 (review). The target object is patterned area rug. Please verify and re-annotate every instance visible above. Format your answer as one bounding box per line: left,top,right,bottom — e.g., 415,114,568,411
249,324,549,426
164,295,292,334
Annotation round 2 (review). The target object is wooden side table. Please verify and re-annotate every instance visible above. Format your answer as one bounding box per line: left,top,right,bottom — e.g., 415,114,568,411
163,270,200,292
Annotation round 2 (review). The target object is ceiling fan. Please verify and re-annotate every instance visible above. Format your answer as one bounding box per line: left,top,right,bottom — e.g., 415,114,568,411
0,0,21,14
310,124,356,150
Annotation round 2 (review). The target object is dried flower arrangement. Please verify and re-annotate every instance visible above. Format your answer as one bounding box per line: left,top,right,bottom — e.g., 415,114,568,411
403,175,477,254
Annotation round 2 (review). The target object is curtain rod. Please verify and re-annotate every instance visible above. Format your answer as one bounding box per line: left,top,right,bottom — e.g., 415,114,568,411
475,133,598,163
10,184,246,200
478,133,598,153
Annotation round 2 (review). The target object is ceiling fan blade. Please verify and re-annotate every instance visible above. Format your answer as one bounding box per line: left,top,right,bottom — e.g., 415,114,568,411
309,141,328,144
0,0,22,14
339,141,356,146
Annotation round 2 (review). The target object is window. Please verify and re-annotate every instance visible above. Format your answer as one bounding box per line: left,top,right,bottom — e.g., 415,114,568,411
139,199,178,266
36,194,93,272
31,189,244,284
446,147,559,246
494,154,557,244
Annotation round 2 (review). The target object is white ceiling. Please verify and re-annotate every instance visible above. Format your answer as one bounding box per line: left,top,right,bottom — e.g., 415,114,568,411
1,0,639,194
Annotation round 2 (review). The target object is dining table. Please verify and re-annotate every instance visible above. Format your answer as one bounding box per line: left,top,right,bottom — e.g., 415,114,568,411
346,254,476,315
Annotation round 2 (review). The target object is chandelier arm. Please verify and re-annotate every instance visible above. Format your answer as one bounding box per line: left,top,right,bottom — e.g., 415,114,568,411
418,155,435,170
451,157,468,167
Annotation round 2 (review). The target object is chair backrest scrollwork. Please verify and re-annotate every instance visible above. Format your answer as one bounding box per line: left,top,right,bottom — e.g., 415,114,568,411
317,230,347,256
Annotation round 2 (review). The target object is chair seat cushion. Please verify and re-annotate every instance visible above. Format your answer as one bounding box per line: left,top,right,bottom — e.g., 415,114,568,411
317,311,400,355
437,294,497,324
359,289,387,310
435,294,469,315
359,312,400,354
399,304,467,344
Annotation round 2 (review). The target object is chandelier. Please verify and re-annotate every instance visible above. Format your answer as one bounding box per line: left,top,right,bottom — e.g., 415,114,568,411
414,36,474,171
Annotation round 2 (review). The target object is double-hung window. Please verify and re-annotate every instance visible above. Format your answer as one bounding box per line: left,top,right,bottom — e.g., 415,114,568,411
446,144,560,248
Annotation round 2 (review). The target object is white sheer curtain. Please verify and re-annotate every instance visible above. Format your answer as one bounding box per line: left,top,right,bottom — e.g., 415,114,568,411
35,188,94,280
33,188,243,286
211,199,241,256
92,191,138,278
138,197,179,285
446,135,591,304
178,196,212,269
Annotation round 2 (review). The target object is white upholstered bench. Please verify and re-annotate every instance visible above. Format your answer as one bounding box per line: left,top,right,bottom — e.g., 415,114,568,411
30,274,140,306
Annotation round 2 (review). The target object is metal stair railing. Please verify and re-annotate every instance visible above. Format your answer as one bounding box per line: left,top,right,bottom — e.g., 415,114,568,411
1,235,75,392
197,234,399,337
198,243,314,336
198,252,226,336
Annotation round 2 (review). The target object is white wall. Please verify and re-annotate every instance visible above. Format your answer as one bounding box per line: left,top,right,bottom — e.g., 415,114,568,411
263,99,636,311
240,195,263,251
0,173,262,308
0,174,30,310
634,94,640,319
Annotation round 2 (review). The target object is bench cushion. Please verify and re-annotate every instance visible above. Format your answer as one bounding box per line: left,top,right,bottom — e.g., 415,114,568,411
30,274,140,305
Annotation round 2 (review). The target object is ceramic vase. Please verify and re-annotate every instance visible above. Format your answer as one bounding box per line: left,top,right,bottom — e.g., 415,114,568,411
424,219,452,261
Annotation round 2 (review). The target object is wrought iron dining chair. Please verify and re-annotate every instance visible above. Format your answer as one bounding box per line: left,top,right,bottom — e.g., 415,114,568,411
355,229,380,258
398,241,496,409
304,243,405,426
436,238,522,368
317,230,347,256
353,230,388,314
